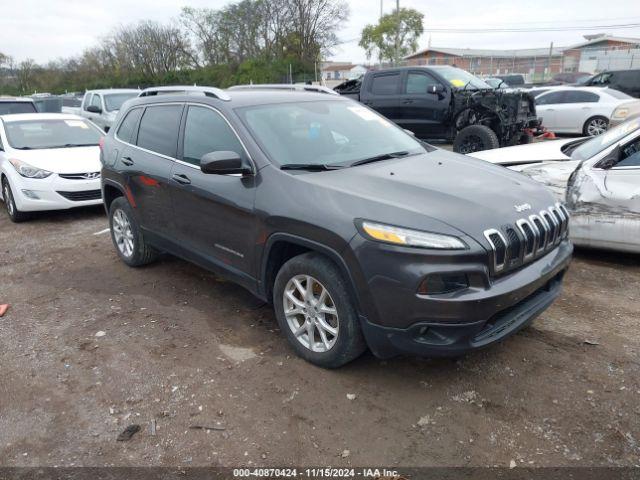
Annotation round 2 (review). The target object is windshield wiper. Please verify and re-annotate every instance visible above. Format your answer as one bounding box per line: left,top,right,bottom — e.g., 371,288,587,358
280,163,343,171
348,150,411,167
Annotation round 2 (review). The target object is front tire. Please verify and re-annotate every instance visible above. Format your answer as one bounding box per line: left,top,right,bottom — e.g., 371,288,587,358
453,125,500,153
108,197,158,267
273,252,366,368
583,116,608,136
2,177,29,223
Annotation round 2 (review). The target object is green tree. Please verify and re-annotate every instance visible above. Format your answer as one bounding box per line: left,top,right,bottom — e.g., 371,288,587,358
359,8,424,66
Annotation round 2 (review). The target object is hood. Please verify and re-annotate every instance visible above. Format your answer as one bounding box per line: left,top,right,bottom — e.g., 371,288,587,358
510,160,581,201
468,138,578,166
9,146,101,174
298,151,558,241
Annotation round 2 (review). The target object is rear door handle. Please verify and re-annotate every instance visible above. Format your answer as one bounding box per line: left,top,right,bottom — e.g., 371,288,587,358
121,156,134,166
172,173,191,185
402,99,414,105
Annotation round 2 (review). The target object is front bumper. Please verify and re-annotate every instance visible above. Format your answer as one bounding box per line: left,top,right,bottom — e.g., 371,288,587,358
3,170,102,212
354,239,572,358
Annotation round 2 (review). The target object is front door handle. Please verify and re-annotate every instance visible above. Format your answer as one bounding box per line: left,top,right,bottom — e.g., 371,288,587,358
121,156,134,166
402,99,414,104
172,173,191,185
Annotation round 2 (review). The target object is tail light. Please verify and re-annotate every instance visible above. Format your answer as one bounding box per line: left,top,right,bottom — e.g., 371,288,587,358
99,136,105,150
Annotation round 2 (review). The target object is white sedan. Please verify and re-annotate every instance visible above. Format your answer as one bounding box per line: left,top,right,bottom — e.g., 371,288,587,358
0,113,104,222
535,86,633,136
470,119,640,253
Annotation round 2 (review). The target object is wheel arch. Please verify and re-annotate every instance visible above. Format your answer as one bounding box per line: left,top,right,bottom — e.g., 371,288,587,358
260,233,364,314
102,180,126,213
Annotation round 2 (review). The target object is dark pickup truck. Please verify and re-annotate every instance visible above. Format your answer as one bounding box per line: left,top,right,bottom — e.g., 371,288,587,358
335,66,542,153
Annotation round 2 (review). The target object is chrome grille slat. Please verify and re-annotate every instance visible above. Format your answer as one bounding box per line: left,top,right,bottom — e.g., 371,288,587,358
485,203,569,276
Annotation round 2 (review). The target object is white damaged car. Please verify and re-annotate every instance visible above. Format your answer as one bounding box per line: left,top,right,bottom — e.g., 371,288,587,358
470,119,640,253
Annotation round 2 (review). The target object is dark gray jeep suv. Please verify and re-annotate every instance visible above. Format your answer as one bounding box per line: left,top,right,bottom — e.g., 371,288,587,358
100,85,572,368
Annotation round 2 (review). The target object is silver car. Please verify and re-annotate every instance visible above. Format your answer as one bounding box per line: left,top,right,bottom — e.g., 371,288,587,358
470,118,640,253
79,89,139,132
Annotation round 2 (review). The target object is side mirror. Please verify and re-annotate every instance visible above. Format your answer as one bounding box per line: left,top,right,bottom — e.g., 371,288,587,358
595,145,620,170
201,151,252,175
87,105,102,114
428,84,445,95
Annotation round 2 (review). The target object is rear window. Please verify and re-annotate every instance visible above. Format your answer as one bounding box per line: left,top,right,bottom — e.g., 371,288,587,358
371,73,400,95
564,91,599,103
136,105,183,158
0,101,37,115
116,108,143,143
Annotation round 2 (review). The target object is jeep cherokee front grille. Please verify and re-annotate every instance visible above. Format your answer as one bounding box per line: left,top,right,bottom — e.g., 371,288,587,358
484,203,569,275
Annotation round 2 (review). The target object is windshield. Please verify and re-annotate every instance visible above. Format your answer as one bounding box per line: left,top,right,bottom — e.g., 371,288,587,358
236,100,426,167
571,117,640,161
0,102,37,115
434,67,492,89
5,119,102,150
104,93,138,112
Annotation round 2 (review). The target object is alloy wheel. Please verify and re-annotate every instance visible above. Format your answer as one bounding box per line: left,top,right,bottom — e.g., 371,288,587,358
458,134,484,153
112,208,134,257
587,118,607,136
283,274,339,353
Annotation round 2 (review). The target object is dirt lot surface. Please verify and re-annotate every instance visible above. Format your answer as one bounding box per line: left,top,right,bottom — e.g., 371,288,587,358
1,207,639,468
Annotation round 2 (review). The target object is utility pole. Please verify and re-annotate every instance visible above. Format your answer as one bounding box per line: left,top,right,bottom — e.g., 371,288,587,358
547,41,554,82
394,0,400,66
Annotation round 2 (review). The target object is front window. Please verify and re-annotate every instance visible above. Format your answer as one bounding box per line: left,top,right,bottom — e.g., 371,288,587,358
571,117,640,161
104,93,138,112
236,100,426,167
4,119,102,150
433,67,492,89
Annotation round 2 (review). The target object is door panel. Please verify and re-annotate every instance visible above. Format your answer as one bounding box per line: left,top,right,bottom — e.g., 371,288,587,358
121,104,183,234
400,71,449,138
363,72,403,124
169,105,258,276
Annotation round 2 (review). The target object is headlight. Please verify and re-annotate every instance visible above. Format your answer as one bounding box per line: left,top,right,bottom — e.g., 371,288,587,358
612,107,629,120
360,221,467,250
9,158,53,179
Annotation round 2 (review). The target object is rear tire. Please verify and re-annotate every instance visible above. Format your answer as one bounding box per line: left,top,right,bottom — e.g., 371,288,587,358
273,252,366,368
108,197,158,267
583,116,608,136
453,125,500,153
2,177,29,223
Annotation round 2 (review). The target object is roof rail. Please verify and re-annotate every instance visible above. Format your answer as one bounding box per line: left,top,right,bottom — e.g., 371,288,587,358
138,85,231,101
228,84,339,96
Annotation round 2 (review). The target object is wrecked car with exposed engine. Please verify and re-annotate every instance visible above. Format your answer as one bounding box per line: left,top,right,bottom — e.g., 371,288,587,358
334,66,542,153
470,118,640,253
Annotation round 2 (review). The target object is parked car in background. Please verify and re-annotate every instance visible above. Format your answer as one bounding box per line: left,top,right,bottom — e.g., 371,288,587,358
484,78,510,89
547,72,592,85
228,83,339,95
494,74,526,87
534,86,632,136
100,86,571,368
470,118,640,253
334,66,541,153
0,114,104,222
582,69,640,98
60,93,84,115
0,97,37,115
610,100,640,128
79,89,140,132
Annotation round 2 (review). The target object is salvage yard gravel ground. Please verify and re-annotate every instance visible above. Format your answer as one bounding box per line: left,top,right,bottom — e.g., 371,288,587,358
0,207,639,467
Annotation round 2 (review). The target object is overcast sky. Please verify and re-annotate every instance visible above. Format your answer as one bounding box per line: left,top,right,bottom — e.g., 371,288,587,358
1,0,639,64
